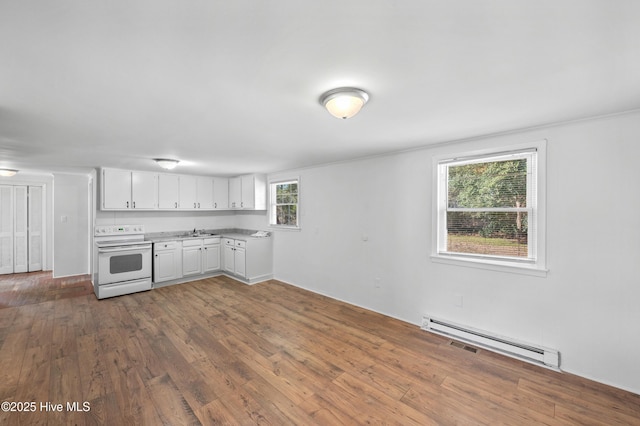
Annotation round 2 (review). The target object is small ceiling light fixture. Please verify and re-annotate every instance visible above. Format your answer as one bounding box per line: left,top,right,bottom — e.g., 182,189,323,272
320,87,369,119
0,169,18,177
154,158,180,170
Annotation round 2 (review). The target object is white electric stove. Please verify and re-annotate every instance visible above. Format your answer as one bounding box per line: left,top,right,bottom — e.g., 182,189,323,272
93,225,152,299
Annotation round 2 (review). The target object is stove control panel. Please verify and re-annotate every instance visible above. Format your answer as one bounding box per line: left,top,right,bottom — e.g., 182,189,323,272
94,225,145,236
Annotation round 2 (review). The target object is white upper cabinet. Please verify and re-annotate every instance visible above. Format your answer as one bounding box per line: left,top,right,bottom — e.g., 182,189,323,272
131,171,157,209
101,168,265,211
240,175,255,209
158,174,179,209
102,168,132,209
196,177,214,209
229,177,241,209
103,168,157,210
179,175,197,209
228,174,266,210
213,177,229,209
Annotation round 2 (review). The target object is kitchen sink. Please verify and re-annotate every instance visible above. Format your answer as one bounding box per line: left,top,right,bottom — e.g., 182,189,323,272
182,232,219,238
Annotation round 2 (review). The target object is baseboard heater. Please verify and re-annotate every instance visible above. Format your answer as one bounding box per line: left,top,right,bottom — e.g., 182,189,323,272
421,315,560,370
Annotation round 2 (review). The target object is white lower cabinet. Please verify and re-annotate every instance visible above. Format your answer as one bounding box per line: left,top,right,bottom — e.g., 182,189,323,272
152,234,270,286
182,237,221,277
224,238,246,278
153,241,182,283
223,236,272,283
203,239,221,273
182,241,203,277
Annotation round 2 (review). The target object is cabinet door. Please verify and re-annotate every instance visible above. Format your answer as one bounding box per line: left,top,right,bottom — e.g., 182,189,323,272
203,244,220,272
197,177,214,209
213,177,229,209
240,175,255,209
102,169,131,209
229,177,241,209
235,247,246,277
182,246,202,276
154,250,178,282
179,175,197,209
158,174,179,209
131,171,157,209
223,243,235,273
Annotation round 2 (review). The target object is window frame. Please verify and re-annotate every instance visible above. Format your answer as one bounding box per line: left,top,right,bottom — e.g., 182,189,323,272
268,177,301,230
431,140,547,276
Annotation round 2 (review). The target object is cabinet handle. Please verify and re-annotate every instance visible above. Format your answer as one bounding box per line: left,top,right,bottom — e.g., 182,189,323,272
214,202,217,208
133,201,136,208
126,201,129,208
241,202,243,208
175,202,177,208
198,202,200,208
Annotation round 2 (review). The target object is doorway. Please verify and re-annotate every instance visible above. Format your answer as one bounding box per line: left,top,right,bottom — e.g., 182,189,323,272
0,185,44,274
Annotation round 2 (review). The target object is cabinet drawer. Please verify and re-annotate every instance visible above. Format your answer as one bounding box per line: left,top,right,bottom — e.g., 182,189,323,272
235,240,246,248
224,238,235,246
155,241,179,250
182,239,203,247
204,237,221,245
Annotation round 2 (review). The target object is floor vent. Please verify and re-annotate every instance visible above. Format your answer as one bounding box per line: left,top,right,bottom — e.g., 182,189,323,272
450,341,478,353
422,315,560,370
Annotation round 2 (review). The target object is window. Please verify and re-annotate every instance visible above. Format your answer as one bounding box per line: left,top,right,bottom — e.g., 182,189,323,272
433,141,546,275
269,179,299,228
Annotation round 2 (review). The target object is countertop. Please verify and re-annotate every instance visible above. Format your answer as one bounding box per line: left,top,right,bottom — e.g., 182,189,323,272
145,228,270,243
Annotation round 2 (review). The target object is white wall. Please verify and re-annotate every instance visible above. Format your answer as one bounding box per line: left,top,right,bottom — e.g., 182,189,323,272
95,210,238,233
265,110,640,395
53,173,91,277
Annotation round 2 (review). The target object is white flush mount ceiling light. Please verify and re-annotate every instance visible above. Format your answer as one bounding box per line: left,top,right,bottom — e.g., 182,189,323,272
154,158,180,170
0,169,18,177
320,87,369,119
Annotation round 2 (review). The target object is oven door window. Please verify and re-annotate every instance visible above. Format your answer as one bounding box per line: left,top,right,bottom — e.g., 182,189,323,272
110,253,143,274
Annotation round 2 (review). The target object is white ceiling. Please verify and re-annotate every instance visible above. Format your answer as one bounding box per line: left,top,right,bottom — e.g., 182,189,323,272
1,1,639,176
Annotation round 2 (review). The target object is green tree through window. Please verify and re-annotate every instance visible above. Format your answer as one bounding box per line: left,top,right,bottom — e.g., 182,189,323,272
442,153,533,259
270,180,299,227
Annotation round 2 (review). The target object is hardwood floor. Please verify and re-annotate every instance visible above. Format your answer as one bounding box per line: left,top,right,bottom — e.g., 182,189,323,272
0,272,638,425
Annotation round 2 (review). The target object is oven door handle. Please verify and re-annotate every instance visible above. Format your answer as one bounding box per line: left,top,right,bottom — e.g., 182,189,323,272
98,245,151,253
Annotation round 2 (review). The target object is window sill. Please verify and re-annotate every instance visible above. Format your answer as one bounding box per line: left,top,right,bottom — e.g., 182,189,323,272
269,225,301,232
430,254,548,277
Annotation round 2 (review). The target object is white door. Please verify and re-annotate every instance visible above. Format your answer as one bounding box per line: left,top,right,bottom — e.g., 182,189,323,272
28,186,43,272
240,175,255,209
158,174,180,209
102,169,131,209
235,247,246,277
131,171,157,209
179,175,197,209
13,186,28,273
203,244,220,273
213,177,229,209
223,243,235,273
182,246,202,276
197,177,213,209
154,249,178,282
0,186,13,274
0,185,45,275
229,177,241,209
